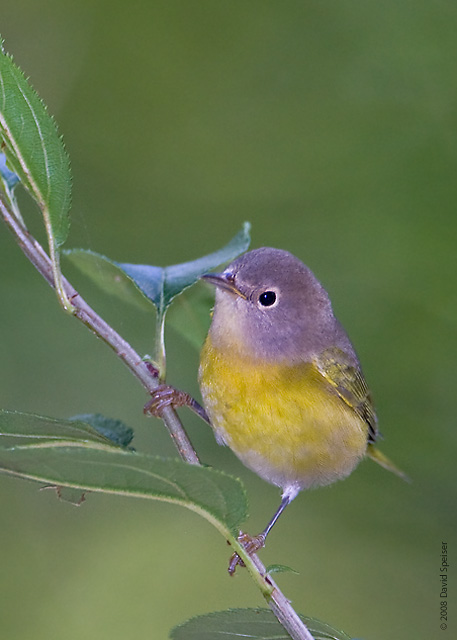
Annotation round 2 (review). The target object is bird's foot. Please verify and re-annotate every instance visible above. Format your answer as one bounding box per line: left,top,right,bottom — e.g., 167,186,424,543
144,385,210,425
228,532,266,576
144,385,194,417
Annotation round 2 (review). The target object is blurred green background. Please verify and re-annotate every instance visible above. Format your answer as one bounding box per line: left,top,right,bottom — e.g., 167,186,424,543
1,1,456,639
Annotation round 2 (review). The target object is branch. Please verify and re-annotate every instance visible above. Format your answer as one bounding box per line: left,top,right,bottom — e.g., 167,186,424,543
0,192,314,640
0,193,199,464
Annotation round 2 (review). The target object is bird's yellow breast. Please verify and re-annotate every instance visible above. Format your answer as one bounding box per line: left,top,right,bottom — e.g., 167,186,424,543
199,335,368,491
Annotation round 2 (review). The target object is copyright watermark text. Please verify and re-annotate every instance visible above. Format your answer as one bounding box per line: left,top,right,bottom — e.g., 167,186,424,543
440,541,449,630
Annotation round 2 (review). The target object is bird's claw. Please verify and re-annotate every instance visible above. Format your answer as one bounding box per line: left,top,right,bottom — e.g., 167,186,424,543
144,385,192,417
228,532,266,576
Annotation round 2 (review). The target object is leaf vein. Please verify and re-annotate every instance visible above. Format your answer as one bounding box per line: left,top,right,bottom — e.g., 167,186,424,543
73,457,190,499
16,81,51,204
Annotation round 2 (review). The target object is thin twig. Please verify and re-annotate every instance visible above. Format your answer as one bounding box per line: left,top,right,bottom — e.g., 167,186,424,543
0,193,200,464
0,192,314,640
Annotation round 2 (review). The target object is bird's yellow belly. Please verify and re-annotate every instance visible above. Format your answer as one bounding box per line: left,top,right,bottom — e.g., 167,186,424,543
199,338,368,491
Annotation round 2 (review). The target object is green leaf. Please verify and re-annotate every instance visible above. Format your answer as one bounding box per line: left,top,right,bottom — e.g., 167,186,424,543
0,39,72,247
265,563,299,576
64,248,154,312
64,223,250,368
0,410,248,536
121,221,251,311
65,222,250,315
69,413,134,448
170,609,354,640
0,408,114,449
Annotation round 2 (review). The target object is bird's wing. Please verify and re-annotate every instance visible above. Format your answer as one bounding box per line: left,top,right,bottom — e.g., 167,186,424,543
314,346,378,443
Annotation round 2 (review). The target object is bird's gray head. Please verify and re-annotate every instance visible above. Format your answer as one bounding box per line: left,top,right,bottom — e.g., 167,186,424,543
202,247,355,364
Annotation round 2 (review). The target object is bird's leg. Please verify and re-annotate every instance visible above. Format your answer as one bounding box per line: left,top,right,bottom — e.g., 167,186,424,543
228,493,292,575
144,384,210,425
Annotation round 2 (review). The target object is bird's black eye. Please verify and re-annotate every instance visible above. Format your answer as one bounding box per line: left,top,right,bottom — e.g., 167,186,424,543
258,291,276,307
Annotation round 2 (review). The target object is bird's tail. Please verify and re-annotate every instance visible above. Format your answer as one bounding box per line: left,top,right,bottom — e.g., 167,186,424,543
367,444,411,483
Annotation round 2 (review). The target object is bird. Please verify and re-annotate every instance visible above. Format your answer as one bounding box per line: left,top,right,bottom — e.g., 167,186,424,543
145,247,407,572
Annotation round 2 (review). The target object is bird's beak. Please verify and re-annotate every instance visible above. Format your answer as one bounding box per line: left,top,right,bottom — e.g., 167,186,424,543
200,273,246,299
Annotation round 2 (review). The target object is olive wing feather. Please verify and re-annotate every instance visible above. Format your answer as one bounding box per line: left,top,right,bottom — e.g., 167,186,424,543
314,347,378,443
